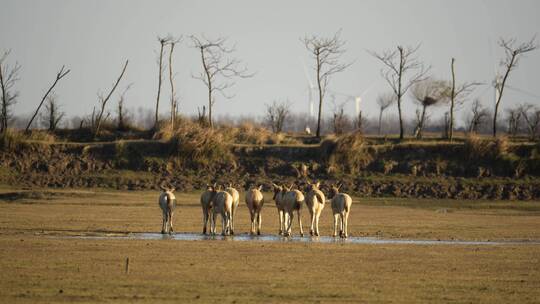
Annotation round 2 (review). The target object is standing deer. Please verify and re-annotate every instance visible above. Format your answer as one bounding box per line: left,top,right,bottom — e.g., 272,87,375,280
159,185,176,234
245,185,264,235
328,183,352,238
225,183,240,235
305,181,325,236
274,183,304,237
272,183,286,235
212,189,233,236
200,184,217,235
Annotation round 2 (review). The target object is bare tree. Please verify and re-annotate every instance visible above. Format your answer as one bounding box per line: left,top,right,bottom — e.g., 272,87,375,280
506,106,523,136
42,94,65,132
168,36,182,129
467,99,489,133
93,60,129,137
302,30,351,138
376,92,395,135
369,44,430,139
493,36,538,137
265,100,290,133
25,66,70,132
117,83,133,131
411,79,446,139
332,102,350,135
197,105,207,126
520,104,540,140
0,50,21,135
191,35,252,128
154,36,172,129
446,58,480,140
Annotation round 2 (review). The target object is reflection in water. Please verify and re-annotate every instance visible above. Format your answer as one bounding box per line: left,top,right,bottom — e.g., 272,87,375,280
55,232,540,246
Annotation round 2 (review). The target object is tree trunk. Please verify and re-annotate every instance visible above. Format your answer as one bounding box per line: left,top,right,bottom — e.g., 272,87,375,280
168,42,176,129
493,53,516,137
378,108,383,135
397,47,404,140
154,42,165,130
25,66,69,132
315,52,323,138
416,105,427,139
449,58,456,141
94,60,129,138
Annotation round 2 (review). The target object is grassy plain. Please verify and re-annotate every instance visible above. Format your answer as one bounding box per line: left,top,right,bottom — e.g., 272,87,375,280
0,187,539,303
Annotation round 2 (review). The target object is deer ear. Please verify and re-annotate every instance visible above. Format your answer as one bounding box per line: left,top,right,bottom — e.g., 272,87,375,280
315,181,320,188
258,185,263,191
337,183,342,190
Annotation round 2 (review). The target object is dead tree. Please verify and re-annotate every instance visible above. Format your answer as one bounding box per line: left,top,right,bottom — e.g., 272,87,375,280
0,50,21,134
376,92,395,135
493,36,538,137
369,44,430,139
332,102,349,135
93,60,129,137
265,100,290,133
154,36,172,129
197,105,207,126
446,58,480,140
467,99,489,133
506,107,522,136
168,36,182,129
25,65,70,132
520,104,540,140
42,94,65,132
190,35,252,128
117,83,133,131
411,79,446,139
302,30,351,138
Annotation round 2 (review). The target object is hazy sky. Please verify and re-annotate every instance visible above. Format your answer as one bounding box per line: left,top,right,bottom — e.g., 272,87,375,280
1,0,539,126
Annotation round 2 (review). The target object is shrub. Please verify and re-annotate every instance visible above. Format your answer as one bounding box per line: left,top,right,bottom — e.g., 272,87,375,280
463,134,492,161
168,120,234,169
321,132,372,174
0,129,25,151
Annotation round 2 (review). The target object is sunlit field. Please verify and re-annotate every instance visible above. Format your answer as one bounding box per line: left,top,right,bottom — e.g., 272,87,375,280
1,187,539,303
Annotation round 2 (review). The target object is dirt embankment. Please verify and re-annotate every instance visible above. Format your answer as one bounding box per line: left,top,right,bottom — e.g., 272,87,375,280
1,140,540,200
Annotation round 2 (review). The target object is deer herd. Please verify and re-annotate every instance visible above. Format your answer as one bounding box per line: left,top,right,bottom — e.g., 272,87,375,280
158,181,352,238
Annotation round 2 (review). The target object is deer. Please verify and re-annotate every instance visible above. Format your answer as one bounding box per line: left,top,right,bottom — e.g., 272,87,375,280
328,183,352,238
273,183,304,237
245,185,264,235
225,183,240,235
200,184,217,235
305,181,325,236
212,188,233,236
158,185,176,234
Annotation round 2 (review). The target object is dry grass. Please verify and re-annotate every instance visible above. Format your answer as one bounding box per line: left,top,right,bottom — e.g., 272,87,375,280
0,187,539,303
321,132,373,174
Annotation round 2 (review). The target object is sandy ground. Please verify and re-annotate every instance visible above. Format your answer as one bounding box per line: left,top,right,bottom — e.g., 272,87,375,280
0,187,539,303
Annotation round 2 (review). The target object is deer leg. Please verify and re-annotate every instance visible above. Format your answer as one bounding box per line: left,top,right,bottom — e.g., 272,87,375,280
315,211,321,236
168,211,174,234
221,213,226,236
278,209,284,235
161,211,167,234
309,209,315,236
343,211,349,238
297,209,304,237
202,208,208,235
257,211,262,235
333,213,339,237
230,204,235,235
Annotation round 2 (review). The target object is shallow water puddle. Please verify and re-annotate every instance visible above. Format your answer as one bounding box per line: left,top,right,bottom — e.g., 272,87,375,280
54,232,540,246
